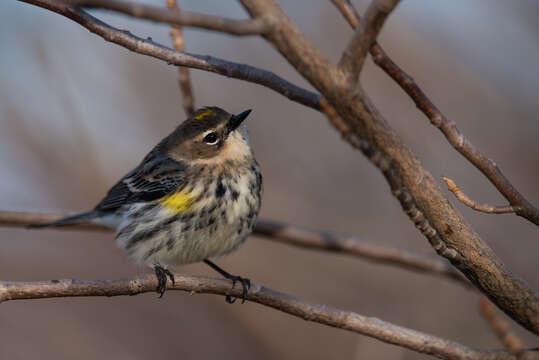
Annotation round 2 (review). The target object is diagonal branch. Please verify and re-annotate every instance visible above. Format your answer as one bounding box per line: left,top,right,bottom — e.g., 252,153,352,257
443,177,517,214
166,0,195,117
19,0,321,111
338,0,400,87
239,0,539,335
331,0,539,226
0,210,468,287
68,0,269,36
0,275,534,360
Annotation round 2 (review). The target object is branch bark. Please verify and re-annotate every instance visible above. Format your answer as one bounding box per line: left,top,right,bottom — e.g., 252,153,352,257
69,0,269,35
0,210,467,287
0,275,535,360
331,0,539,226
238,0,539,334
165,0,195,117
338,0,400,87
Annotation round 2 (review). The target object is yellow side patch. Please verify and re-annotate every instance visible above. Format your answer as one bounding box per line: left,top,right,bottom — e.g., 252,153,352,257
193,109,214,121
159,188,194,212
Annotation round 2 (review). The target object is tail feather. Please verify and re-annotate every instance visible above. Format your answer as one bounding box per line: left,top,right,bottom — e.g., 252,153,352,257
28,211,99,228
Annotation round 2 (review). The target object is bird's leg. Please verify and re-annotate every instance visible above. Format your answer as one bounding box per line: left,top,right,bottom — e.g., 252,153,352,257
153,264,175,298
203,259,250,304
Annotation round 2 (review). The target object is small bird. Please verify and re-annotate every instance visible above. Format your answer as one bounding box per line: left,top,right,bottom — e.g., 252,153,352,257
31,107,262,302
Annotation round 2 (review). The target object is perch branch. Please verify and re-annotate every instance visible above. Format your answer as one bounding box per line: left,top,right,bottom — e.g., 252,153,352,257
338,0,400,87
0,210,467,287
19,0,321,111
67,0,269,36
0,275,534,360
165,0,195,117
331,0,539,226
443,177,517,214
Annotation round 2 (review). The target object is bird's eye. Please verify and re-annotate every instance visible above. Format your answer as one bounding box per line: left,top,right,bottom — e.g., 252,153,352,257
203,131,219,145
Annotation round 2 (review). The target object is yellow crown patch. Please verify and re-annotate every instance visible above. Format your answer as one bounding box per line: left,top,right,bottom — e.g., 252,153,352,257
193,109,215,121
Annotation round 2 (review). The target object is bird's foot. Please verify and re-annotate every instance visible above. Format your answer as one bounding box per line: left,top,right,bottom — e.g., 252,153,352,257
203,259,250,304
154,265,175,298
224,274,251,304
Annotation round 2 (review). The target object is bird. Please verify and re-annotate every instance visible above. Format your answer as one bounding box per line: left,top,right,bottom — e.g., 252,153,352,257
30,106,262,303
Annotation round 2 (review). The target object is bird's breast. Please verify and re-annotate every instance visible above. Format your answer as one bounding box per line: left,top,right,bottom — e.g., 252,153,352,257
115,162,262,266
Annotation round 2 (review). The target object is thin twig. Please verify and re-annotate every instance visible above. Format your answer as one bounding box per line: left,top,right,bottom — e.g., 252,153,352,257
0,275,533,360
479,296,525,358
165,0,194,117
331,0,539,226
68,0,269,36
338,0,400,87
443,177,518,214
20,0,321,111
0,210,467,287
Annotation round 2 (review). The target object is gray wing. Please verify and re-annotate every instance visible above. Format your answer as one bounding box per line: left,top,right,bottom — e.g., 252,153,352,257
95,153,187,212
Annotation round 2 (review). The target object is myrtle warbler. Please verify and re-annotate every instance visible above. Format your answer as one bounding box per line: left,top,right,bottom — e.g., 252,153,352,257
31,107,262,302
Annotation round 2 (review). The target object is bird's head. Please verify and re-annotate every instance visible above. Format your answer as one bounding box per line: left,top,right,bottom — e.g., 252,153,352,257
162,106,253,163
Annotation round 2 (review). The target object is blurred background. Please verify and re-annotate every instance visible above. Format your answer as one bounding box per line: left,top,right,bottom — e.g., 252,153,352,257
1,0,538,359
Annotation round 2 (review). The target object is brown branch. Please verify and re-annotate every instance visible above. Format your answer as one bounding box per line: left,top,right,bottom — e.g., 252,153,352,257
165,0,194,117
443,177,518,214
68,0,269,36
239,0,539,335
19,0,321,111
0,276,534,360
479,296,525,358
338,0,400,87
0,210,468,287
331,0,539,226
253,219,469,287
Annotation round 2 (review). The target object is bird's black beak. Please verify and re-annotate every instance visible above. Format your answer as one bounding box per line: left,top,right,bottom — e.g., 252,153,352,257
227,109,251,133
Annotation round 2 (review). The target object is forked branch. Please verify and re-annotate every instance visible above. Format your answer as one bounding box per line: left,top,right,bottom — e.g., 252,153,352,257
338,0,400,87
19,0,320,110
443,177,518,214
331,0,539,226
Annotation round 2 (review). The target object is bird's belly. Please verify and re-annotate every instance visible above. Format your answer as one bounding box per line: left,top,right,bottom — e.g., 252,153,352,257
115,172,261,267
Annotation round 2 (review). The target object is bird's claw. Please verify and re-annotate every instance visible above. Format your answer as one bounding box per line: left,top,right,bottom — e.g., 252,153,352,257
226,275,251,304
154,265,175,298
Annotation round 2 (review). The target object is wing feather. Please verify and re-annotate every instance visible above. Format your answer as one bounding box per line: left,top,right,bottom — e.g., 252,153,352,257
95,154,186,212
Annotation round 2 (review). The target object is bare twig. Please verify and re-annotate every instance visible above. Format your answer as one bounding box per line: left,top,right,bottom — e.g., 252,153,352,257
68,0,269,36
338,0,400,87
479,296,525,358
443,177,517,214
19,0,320,111
165,0,194,117
0,210,467,287
331,0,539,226
0,275,534,360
